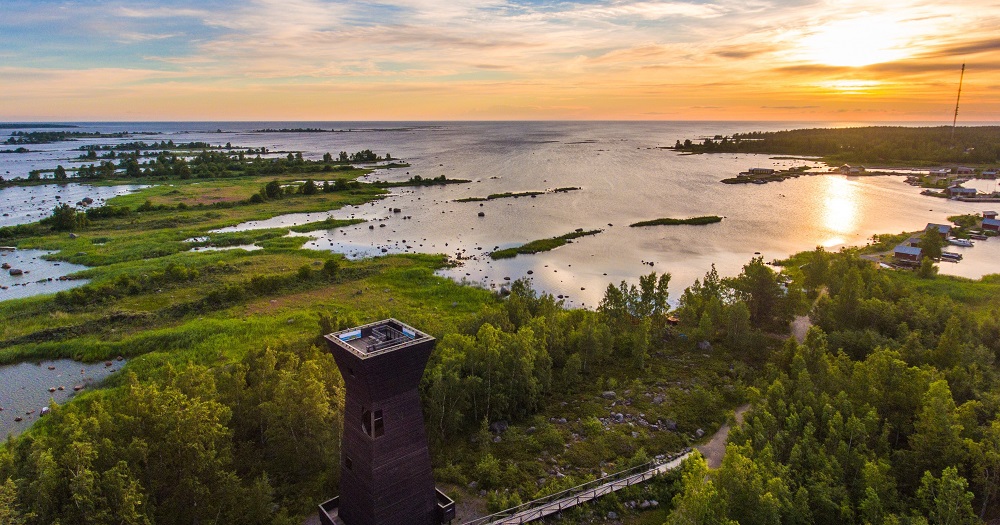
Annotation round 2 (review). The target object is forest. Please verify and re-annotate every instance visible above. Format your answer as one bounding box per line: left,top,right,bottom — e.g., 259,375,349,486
673,126,1000,165
665,248,1000,525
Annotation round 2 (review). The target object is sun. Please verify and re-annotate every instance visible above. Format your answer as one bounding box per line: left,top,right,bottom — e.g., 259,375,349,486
797,14,912,67
815,79,883,94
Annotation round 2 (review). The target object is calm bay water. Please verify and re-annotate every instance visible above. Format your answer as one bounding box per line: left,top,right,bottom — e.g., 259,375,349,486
0,183,147,228
0,249,90,301
0,359,124,438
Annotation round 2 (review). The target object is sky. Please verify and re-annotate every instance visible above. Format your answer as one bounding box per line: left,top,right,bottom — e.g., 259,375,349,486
1,0,999,121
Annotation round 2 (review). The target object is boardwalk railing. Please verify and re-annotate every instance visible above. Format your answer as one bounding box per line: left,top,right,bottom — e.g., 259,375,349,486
461,448,692,525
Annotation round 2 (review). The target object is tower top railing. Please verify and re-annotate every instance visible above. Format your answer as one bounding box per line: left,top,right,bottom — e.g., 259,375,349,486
326,318,433,359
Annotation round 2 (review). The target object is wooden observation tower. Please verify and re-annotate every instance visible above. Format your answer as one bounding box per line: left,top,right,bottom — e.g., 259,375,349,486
318,319,454,525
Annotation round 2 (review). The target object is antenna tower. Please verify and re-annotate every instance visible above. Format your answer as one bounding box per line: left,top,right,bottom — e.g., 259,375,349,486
951,63,965,142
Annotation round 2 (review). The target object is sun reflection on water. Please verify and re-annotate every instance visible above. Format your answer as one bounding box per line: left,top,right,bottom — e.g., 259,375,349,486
820,176,859,247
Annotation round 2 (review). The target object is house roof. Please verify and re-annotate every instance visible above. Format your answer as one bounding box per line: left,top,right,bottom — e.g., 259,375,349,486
984,218,1000,227
983,211,998,216
895,245,922,256
926,223,952,234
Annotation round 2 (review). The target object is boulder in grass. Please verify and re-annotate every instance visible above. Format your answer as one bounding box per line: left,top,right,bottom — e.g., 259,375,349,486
489,420,509,434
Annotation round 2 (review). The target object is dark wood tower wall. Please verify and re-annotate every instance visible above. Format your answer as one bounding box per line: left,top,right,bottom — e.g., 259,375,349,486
326,326,438,525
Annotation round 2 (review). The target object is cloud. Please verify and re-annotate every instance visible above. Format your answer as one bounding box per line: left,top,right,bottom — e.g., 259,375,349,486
713,47,773,60
117,6,210,19
586,45,670,64
565,1,730,20
775,60,1000,77
116,32,181,43
919,37,1000,58
2,0,1000,119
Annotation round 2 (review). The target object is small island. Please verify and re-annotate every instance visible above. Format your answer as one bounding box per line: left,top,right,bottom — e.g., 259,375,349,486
720,166,813,184
4,131,149,145
455,187,580,203
490,229,602,259
372,174,469,187
630,216,723,227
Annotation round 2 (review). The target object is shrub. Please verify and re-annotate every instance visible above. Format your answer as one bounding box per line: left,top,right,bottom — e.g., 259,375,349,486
45,203,89,231
322,259,340,279
475,454,503,490
86,205,132,220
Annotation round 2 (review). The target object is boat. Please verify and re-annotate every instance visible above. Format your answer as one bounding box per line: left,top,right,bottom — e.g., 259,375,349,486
941,251,963,261
970,234,988,240
948,238,974,247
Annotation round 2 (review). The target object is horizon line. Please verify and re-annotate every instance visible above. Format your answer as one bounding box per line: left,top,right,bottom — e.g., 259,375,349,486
3,119,1000,124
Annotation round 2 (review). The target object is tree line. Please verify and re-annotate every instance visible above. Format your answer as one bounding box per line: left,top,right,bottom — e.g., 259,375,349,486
3,131,133,145
28,148,392,182
673,126,1000,165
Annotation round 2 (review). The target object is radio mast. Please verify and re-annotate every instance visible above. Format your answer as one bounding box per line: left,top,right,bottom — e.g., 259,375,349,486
951,63,965,142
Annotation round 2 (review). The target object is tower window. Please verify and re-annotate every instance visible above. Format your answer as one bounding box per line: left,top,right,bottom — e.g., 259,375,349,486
373,409,384,437
362,408,384,438
362,409,372,436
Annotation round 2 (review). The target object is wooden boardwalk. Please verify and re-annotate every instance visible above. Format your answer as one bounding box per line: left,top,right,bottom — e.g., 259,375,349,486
463,450,692,525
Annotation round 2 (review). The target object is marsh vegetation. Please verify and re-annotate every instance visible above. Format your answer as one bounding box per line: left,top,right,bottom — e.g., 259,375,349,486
489,229,603,259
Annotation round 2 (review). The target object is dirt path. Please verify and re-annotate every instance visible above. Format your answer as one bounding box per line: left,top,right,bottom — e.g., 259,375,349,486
790,287,827,343
696,404,750,469
791,315,812,343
